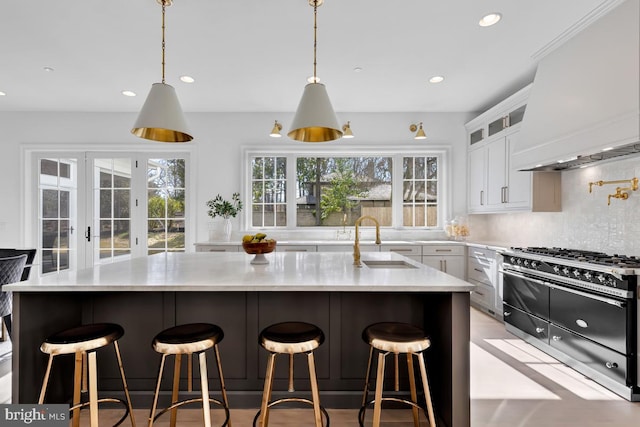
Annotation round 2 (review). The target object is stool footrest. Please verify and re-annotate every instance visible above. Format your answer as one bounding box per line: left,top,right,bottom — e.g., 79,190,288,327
252,398,330,427
358,398,427,427
70,397,131,427
151,397,230,426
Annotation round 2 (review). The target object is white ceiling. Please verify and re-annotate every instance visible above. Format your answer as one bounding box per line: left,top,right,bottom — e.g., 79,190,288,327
0,0,620,114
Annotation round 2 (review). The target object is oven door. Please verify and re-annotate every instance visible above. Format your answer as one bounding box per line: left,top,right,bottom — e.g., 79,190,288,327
550,285,631,355
502,269,550,320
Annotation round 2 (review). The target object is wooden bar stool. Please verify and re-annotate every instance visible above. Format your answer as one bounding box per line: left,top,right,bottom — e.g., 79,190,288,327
148,323,231,427
254,321,329,427
359,322,436,427
38,323,136,427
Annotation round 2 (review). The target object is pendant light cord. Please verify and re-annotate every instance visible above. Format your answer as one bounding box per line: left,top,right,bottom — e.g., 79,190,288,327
161,1,167,84
313,1,317,82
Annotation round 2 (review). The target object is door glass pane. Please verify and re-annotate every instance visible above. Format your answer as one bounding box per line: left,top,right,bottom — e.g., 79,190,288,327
94,158,132,264
147,159,186,254
39,158,77,274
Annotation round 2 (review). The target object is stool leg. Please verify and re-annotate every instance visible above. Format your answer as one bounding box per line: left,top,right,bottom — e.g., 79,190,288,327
360,346,374,424
417,352,436,427
113,341,137,427
288,354,295,392
372,351,386,427
170,353,182,427
72,352,83,427
87,350,99,427
213,343,232,427
188,353,193,392
198,352,212,427
148,354,168,427
259,353,276,427
307,352,323,427
406,353,420,427
38,354,54,404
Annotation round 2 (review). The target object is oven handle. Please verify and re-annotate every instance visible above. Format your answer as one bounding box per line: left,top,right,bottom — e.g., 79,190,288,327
549,283,627,308
501,269,550,287
501,269,626,308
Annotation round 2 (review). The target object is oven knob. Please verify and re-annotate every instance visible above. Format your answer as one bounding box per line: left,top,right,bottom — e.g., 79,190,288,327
523,260,530,267
584,271,592,280
516,258,522,265
605,362,618,369
510,257,516,264
562,267,570,275
531,261,538,268
572,269,581,277
597,274,606,283
553,265,560,274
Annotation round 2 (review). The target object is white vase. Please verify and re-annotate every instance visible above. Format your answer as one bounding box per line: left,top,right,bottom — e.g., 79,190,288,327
223,218,233,241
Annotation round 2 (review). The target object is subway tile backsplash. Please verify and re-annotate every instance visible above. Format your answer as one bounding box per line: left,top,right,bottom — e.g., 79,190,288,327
469,155,640,255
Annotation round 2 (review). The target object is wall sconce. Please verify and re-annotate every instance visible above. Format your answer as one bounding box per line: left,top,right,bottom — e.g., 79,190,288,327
269,120,283,138
410,122,427,140
342,121,354,138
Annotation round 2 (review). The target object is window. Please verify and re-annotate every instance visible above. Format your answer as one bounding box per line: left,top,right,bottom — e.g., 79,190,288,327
251,156,287,227
246,149,446,229
147,158,186,255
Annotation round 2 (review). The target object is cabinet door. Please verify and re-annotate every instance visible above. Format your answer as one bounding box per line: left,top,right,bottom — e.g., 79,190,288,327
486,137,507,208
467,147,487,212
422,255,465,280
504,131,532,209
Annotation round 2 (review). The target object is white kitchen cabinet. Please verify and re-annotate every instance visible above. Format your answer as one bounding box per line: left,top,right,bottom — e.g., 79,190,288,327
276,244,317,252
322,244,379,253
195,244,240,252
466,85,561,214
467,246,501,319
380,244,421,263
421,244,465,280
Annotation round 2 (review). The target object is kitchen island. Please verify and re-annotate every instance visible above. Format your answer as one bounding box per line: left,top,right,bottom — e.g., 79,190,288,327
8,251,474,427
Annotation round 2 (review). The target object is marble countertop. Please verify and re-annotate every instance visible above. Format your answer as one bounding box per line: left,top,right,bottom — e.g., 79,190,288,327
7,252,475,293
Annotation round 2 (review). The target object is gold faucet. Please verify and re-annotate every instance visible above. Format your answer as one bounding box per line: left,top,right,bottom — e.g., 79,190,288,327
353,215,381,267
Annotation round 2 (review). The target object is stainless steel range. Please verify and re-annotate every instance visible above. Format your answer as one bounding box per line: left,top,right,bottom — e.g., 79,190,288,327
501,247,640,401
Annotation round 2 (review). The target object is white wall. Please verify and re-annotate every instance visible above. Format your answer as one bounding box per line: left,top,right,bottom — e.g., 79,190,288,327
470,155,640,255
0,111,472,248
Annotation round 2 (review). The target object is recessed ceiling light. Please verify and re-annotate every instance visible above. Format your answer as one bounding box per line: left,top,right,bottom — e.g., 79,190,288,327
602,147,614,151
43,66,55,72
429,76,445,83
121,90,136,97
353,67,363,73
479,13,502,27
180,75,195,83
307,76,321,83
0,91,6,96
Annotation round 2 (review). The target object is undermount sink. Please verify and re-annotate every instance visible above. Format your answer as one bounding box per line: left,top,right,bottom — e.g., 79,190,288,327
362,260,418,269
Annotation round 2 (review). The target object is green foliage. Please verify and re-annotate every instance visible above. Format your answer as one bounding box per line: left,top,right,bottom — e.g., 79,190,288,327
207,193,243,219
319,160,366,220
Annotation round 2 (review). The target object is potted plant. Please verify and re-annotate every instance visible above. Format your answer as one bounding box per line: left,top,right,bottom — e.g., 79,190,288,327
206,193,242,241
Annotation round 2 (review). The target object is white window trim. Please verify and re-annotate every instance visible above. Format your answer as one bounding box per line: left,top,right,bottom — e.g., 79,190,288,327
242,145,452,231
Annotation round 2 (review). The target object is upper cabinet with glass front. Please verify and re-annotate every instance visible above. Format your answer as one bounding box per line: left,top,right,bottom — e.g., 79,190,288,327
466,84,531,146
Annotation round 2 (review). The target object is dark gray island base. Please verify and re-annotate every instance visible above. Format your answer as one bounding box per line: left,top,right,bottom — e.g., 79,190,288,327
10,253,471,427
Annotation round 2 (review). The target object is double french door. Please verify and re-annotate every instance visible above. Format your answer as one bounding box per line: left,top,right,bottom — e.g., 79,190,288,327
34,152,188,275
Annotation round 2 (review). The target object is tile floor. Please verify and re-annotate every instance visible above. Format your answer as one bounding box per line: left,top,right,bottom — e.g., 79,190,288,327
3,308,640,425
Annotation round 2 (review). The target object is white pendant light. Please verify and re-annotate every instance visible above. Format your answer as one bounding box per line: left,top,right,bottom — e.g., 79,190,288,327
288,0,342,143
132,0,193,143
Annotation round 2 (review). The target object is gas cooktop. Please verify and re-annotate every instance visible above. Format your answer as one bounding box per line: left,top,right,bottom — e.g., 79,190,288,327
512,247,640,269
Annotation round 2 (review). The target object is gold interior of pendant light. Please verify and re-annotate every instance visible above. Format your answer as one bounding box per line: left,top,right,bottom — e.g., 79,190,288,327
131,0,193,143
288,0,342,143
410,122,427,140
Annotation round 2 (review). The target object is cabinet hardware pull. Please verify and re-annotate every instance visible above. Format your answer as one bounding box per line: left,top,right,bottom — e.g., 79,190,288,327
535,327,545,333
392,249,412,252
286,249,307,252
208,249,226,252
476,291,484,296
504,186,508,203
474,268,482,273
480,190,484,205
503,311,511,317
605,362,618,369
435,249,452,252
439,260,443,271
552,335,562,341
85,226,91,242
443,260,447,272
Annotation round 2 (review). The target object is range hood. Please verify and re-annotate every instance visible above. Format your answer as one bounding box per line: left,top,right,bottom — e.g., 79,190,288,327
512,0,640,171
